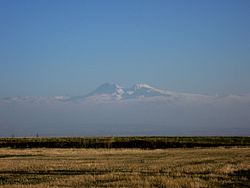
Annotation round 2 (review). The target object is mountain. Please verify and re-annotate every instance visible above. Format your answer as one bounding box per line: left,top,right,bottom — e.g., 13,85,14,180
123,84,170,99
1,83,250,137
1,83,250,104
86,83,125,100
67,83,216,103
70,83,173,101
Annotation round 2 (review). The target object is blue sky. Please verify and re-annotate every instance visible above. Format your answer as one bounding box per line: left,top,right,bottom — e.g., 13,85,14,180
0,0,249,97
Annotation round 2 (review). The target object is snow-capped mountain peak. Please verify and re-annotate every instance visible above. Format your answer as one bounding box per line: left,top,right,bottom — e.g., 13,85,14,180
123,83,169,99
133,83,154,90
89,83,123,95
76,83,169,101
132,83,166,93
83,83,125,100
2,83,250,104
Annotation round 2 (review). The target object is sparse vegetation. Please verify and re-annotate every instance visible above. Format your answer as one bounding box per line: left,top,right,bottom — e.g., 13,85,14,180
0,136,249,149
0,147,249,187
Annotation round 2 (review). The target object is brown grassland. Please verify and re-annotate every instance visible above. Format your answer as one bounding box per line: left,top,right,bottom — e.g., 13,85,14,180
0,147,249,187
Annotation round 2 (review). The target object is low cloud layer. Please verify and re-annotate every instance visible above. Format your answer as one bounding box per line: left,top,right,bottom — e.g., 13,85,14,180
1,84,250,137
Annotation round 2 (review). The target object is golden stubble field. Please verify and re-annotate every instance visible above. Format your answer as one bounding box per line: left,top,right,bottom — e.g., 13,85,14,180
0,147,249,187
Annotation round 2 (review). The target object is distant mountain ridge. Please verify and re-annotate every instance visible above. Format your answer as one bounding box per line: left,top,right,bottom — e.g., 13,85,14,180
1,83,250,104
1,83,250,137
83,83,171,100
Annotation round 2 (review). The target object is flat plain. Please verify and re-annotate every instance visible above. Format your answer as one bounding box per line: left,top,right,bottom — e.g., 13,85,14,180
0,147,249,187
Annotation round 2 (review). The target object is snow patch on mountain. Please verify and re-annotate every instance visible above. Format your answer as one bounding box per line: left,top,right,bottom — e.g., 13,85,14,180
1,83,250,105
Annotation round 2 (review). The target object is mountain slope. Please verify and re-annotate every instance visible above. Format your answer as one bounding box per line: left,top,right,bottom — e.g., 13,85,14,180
1,83,250,104
1,83,250,137
70,83,173,101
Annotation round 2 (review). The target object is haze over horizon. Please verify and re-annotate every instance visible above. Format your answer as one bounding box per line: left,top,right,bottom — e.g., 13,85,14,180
1,82,250,137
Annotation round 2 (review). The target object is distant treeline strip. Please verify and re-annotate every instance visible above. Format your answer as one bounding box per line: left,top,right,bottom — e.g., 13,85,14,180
0,137,249,149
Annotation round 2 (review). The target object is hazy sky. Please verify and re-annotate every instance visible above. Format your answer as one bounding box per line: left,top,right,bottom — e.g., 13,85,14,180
0,0,249,97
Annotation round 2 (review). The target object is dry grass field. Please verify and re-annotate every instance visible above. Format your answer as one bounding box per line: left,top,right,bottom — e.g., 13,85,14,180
0,147,249,187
